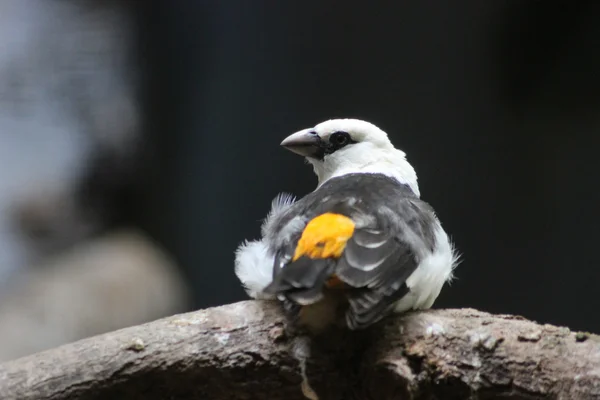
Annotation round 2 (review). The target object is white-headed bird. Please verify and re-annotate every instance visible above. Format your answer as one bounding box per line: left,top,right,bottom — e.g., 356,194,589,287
235,119,458,331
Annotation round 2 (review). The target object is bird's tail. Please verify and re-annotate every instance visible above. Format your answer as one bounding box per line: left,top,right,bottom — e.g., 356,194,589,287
262,256,335,305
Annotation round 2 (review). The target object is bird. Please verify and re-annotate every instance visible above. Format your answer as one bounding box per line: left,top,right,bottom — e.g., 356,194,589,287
234,118,458,331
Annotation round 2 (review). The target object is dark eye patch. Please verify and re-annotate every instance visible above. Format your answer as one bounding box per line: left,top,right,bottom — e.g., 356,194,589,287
324,131,356,154
312,131,357,160
330,131,351,147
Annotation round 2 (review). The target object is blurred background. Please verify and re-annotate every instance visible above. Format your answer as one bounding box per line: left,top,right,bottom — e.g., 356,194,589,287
0,0,599,361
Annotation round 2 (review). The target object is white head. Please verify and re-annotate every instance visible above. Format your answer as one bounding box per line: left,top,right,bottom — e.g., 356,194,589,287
280,119,420,196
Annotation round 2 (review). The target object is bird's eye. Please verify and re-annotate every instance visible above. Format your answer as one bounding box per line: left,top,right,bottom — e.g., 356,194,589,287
330,131,350,147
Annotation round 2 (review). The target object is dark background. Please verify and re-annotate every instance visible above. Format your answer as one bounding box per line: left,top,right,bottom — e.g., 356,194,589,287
127,1,600,332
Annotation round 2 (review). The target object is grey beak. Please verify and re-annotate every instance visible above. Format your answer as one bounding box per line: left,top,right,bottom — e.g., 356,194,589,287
280,129,322,157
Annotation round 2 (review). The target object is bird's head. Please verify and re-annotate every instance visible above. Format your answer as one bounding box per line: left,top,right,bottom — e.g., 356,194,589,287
280,119,420,196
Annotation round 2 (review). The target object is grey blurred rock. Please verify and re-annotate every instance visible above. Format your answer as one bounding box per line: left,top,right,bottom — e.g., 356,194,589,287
0,230,190,362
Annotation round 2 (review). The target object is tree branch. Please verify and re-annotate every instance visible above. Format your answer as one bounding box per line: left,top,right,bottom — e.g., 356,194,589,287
0,300,599,400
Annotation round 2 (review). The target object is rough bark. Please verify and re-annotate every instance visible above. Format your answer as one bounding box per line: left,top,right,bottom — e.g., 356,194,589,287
0,301,598,400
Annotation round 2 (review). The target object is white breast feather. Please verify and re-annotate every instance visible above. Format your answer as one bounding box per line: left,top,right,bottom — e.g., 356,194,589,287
234,240,275,299
393,221,460,312
234,192,295,299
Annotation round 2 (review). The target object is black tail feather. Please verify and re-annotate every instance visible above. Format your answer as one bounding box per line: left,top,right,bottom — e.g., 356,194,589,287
263,256,334,305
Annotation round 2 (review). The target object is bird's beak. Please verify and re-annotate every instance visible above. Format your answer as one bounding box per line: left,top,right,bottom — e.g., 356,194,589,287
280,129,322,157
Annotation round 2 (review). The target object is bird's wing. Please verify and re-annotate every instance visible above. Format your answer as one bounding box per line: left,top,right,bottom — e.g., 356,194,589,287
337,226,419,329
262,173,436,329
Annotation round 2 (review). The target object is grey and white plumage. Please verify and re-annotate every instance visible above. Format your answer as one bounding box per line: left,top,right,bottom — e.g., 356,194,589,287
235,118,458,330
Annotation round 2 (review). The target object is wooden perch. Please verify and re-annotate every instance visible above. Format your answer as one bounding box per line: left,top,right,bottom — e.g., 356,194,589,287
0,300,599,400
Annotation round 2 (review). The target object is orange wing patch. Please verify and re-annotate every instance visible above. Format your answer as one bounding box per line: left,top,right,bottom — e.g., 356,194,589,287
293,213,355,261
